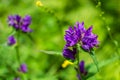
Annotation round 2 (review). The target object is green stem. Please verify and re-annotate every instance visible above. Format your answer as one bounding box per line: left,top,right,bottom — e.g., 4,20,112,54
96,0,120,57
76,44,83,80
90,50,99,72
15,46,20,65
15,31,21,65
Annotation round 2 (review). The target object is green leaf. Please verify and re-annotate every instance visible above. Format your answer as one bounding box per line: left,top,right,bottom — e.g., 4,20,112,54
86,55,119,79
98,55,119,68
38,50,62,56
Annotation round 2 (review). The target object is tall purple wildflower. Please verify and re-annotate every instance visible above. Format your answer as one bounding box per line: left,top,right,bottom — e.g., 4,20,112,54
63,22,99,60
8,15,32,32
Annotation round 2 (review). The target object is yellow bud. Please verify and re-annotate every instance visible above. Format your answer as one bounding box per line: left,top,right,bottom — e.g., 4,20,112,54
62,60,73,68
36,0,43,7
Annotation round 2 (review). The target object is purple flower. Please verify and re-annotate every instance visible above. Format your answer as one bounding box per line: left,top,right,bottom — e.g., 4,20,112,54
8,36,16,45
8,15,32,32
14,77,20,80
64,22,99,51
79,61,87,75
21,15,32,32
81,26,99,51
63,47,77,60
77,61,88,80
19,63,27,73
8,15,21,29
64,22,85,47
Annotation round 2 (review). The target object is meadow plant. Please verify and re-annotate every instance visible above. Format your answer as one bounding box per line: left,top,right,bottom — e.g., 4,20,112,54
7,14,32,79
63,22,99,80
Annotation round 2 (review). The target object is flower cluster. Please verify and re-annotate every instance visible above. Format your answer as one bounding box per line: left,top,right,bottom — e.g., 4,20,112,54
7,15,32,46
63,22,99,60
8,15,32,32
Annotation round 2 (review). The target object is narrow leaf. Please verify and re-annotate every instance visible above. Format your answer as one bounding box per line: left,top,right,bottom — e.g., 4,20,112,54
38,50,62,56
86,55,119,79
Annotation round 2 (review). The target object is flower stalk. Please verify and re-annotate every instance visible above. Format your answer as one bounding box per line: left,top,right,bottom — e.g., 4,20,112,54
15,31,21,65
90,49,99,71
76,44,83,80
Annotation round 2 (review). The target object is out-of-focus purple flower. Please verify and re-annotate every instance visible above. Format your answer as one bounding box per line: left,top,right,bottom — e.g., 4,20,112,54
21,25,33,33
63,47,77,60
77,61,88,80
81,26,99,52
77,74,81,80
8,36,16,45
8,15,21,29
8,15,32,33
19,63,27,73
79,61,87,75
14,77,20,80
21,15,32,32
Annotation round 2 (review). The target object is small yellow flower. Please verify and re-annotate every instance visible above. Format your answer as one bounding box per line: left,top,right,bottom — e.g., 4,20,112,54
62,60,73,68
36,0,43,7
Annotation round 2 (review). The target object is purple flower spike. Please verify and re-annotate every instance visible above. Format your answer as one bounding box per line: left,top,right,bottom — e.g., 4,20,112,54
79,60,88,75
63,22,99,60
8,36,16,45
14,77,20,80
77,61,88,80
63,48,77,60
8,15,32,33
79,60,85,73
19,63,27,73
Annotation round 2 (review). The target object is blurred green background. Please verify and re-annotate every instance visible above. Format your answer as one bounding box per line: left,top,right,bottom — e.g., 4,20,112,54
0,0,120,80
